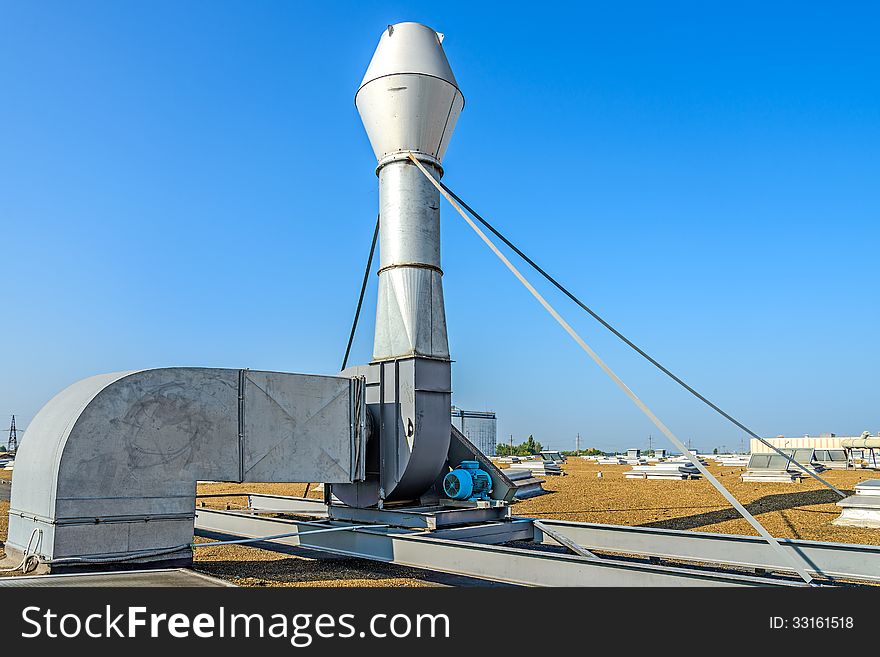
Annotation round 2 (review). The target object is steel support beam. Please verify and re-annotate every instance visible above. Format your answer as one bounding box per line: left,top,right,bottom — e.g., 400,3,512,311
194,509,801,587
529,518,880,584
428,520,534,544
236,493,880,584
246,494,511,529
245,494,328,515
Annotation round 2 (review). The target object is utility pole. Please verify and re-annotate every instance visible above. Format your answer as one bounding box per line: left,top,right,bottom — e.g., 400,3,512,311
648,434,653,453
8,415,18,452
575,432,580,456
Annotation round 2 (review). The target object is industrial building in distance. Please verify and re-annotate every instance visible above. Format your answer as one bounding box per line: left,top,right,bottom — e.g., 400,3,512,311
451,407,497,456
750,433,877,453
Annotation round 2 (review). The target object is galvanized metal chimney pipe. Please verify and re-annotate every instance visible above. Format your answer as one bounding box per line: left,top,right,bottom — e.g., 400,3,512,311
374,160,448,360
355,22,464,361
333,23,464,507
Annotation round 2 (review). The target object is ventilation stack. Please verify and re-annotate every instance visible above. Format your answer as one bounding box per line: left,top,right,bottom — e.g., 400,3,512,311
334,22,465,507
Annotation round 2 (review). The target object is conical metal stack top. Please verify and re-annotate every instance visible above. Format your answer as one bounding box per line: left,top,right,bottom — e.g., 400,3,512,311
356,22,464,168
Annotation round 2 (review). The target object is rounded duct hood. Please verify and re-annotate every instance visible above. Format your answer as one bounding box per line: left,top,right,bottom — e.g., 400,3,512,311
356,22,464,168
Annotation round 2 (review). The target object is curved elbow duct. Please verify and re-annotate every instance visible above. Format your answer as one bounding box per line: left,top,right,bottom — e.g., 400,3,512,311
5,367,365,568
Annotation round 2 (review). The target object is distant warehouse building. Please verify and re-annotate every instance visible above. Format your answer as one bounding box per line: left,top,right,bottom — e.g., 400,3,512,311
750,434,858,453
451,407,497,456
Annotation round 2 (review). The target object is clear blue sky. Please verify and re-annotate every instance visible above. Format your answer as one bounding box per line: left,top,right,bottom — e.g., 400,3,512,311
2,1,878,453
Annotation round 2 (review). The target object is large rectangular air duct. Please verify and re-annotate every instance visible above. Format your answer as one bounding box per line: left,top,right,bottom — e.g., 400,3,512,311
4,368,366,568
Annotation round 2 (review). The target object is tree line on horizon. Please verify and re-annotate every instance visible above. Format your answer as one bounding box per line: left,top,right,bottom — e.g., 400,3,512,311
495,435,544,457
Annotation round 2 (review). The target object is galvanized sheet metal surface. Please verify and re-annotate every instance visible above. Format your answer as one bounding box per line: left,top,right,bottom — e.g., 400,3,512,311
357,22,463,163
528,518,880,584
194,509,799,587
242,371,357,483
333,358,451,507
7,368,363,562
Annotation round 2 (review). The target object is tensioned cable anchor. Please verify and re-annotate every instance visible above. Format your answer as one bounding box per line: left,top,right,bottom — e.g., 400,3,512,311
408,151,816,585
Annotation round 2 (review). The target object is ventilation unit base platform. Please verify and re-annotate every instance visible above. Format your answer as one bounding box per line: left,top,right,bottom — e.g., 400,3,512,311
327,501,509,530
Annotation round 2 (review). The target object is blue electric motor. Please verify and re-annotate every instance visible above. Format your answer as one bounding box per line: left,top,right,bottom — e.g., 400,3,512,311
443,460,493,501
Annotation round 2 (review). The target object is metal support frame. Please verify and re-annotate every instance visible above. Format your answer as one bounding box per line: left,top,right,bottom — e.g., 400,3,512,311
246,494,328,515
530,518,880,584
194,508,805,587
327,502,509,530
206,493,880,585
533,520,598,559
